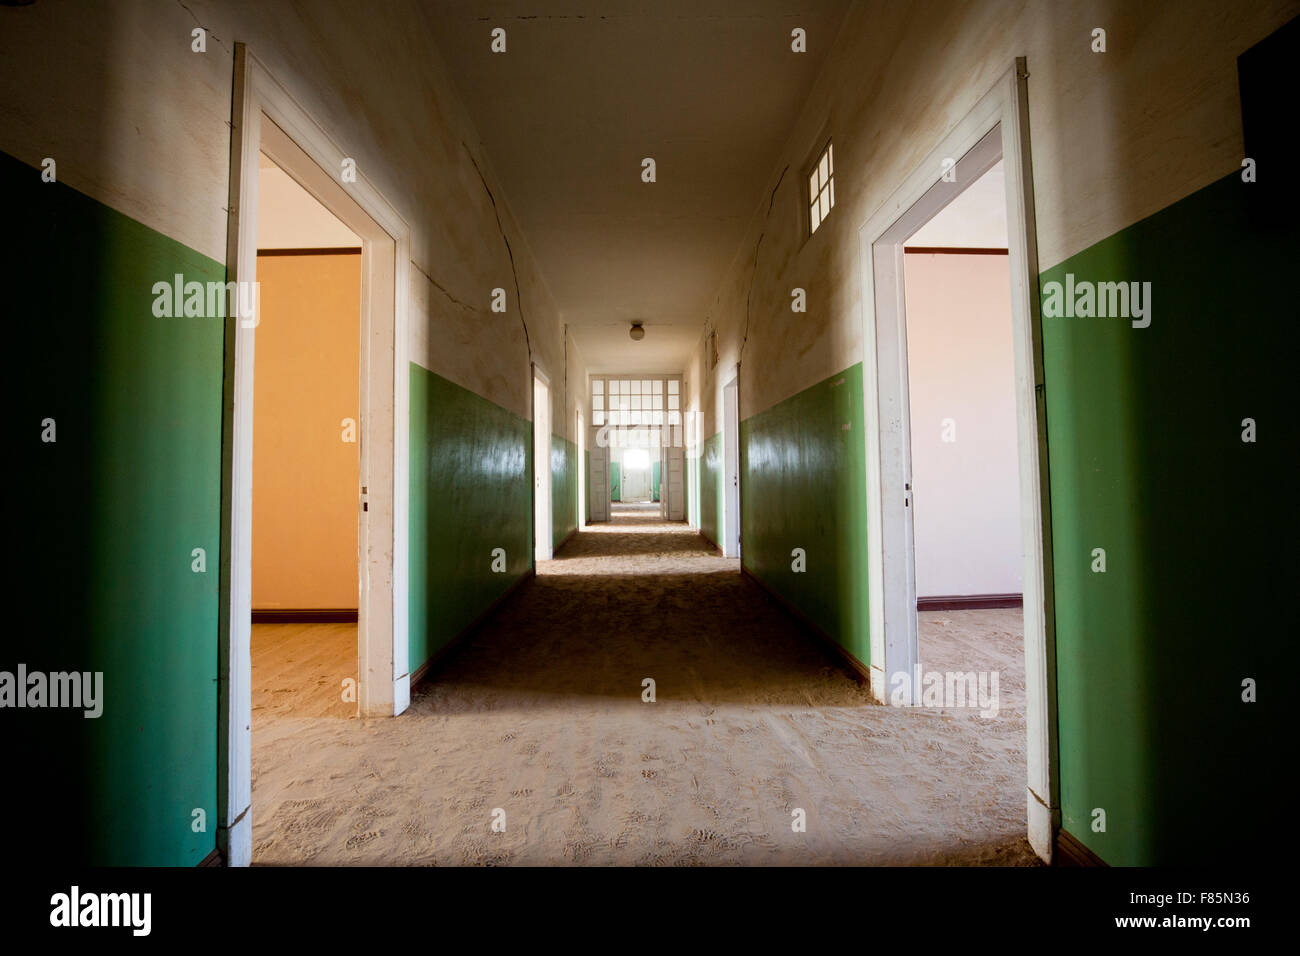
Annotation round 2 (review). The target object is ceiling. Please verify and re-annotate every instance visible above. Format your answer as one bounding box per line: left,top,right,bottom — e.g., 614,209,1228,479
423,0,851,372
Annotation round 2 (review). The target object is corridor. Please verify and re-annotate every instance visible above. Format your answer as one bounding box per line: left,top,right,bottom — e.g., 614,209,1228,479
251,512,1034,865
8,0,1288,880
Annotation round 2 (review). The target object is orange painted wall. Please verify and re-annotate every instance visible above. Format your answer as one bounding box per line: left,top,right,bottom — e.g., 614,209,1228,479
252,251,361,610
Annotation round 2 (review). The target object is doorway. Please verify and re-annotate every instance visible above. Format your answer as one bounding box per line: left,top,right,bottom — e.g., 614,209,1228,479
250,151,362,731
534,369,552,561
577,408,586,530
722,373,741,558
621,447,652,501
904,162,1022,613
222,44,411,866
857,61,1057,861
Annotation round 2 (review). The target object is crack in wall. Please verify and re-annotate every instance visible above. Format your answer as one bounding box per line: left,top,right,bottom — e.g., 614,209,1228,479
412,260,475,312
175,0,232,56
463,141,534,364
739,163,789,366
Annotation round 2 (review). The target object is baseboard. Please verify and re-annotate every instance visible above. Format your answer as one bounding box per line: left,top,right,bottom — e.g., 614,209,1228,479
409,569,536,692
257,246,362,256
740,566,871,685
251,608,359,623
554,525,578,553
698,530,724,555
198,847,224,867
1055,828,1109,867
917,593,1023,611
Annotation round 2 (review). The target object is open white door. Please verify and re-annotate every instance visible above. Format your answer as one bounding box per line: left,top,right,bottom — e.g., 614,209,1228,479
722,374,740,558
222,44,414,867
659,441,668,517
589,441,609,522
857,62,1057,861
667,438,684,521
576,409,586,530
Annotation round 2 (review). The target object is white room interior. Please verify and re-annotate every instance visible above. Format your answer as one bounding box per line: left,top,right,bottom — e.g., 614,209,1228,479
902,160,1023,602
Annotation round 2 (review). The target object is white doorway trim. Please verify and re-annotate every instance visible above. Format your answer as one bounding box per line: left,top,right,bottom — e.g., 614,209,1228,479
856,60,1057,861
722,370,741,559
576,407,586,530
221,44,411,867
533,366,553,561
588,376,609,523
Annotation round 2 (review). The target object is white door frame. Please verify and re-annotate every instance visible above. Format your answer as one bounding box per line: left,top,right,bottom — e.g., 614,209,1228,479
686,407,701,529
221,44,412,867
576,407,586,530
588,379,609,523
856,60,1057,861
533,366,552,560
722,370,741,558
589,441,609,522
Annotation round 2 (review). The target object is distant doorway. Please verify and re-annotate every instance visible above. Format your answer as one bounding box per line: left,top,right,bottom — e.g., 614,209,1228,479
534,369,552,561
577,408,586,530
722,373,741,558
621,447,652,502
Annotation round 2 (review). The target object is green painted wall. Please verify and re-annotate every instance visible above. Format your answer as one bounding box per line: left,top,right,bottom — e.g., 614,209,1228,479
651,461,660,501
584,449,591,524
700,432,722,546
409,364,531,670
739,366,871,666
1042,170,1288,866
551,434,576,551
610,461,621,501
9,149,220,866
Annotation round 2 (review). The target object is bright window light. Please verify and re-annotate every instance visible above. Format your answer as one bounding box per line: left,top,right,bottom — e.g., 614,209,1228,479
809,140,835,236
624,448,650,470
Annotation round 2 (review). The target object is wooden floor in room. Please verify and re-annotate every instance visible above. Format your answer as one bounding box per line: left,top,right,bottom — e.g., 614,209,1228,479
251,622,356,720
249,515,1038,866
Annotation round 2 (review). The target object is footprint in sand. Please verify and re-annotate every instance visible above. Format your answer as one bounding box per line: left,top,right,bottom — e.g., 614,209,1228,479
345,830,381,849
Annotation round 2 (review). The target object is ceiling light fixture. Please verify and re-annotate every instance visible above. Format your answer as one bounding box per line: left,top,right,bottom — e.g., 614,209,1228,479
629,321,645,342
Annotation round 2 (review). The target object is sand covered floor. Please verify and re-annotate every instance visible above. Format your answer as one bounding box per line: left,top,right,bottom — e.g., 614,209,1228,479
250,513,1039,865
